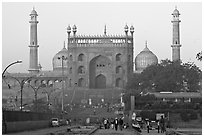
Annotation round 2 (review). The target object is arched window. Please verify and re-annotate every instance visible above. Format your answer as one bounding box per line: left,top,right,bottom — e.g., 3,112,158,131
78,53,85,61
69,67,72,74
78,66,85,74
69,54,73,61
116,66,123,74
116,53,122,61
116,78,123,87
78,78,85,87
69,79,72,87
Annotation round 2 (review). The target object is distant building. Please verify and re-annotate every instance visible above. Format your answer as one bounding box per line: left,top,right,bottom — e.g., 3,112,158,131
152,92,202,103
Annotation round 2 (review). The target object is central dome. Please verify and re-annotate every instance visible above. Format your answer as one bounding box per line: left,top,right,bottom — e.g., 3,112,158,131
135,42,158,73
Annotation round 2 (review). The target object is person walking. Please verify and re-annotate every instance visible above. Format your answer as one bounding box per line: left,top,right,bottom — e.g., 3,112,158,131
160,115,165,133
118,117,123,131
110,118,114,129
146,120,150,133
157,120,160,133
114,118,119,131
104,118,108,129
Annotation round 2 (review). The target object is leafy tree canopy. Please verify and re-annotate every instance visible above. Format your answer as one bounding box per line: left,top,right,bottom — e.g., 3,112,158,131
127,59,202,93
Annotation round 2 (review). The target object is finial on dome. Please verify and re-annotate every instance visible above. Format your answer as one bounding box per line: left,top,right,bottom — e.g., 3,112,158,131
175,5,177,9
104,25,107,35
145,40,148,48
63,41,66,49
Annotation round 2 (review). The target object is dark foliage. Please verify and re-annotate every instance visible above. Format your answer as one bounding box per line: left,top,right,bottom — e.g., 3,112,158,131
126,59,202,92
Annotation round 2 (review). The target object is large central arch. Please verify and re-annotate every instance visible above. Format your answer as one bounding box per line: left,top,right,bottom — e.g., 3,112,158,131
95,74,106,88
89,55,111,89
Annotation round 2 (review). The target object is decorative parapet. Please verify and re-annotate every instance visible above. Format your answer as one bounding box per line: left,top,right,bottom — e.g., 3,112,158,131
68,34,133,47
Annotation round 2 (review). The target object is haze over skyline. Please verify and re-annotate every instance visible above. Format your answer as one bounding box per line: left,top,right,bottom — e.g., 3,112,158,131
2,2,202,73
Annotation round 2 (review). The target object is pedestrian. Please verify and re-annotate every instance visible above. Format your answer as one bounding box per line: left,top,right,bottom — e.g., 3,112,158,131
69,119,71,126
107,118,110,129
118,117,123,131
146,120,150,133
114,118,119,131
157,120,160,133
110,118,114,129
104,118,108,129
160,115,166,133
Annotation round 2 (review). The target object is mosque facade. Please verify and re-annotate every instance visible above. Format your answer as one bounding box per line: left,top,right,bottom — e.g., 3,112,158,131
28,7,181,89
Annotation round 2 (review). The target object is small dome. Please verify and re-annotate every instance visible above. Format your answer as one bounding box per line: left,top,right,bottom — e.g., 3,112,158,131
53,46,68,71
30,9,37,15
124,24,128,29
67,25,71,30
135,42,158,72
124,24,128,31
73,25,77,30
130,25,134,30
172,8,180,15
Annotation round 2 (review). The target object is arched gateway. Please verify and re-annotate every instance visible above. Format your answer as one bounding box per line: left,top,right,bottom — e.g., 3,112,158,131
89,55,112,89
95,74,106,88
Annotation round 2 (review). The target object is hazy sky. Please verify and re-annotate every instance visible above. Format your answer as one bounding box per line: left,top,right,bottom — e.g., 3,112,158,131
2,2,202,73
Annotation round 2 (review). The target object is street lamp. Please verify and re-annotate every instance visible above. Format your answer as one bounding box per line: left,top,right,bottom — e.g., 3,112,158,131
42,87,61,111
5,75,36,111
71,82,77,104
2,60,22,77
27,84,45,112
57,55,67,112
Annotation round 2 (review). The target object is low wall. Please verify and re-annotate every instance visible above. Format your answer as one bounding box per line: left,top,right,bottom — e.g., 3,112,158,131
6,120,50,133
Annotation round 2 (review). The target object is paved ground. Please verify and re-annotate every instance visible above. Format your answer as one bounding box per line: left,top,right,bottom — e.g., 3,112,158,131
93,128,139,135
8,126,74,135
140,129,165,135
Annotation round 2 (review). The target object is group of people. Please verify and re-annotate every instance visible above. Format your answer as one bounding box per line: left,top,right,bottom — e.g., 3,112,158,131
103,117,124,131
146,115,166,134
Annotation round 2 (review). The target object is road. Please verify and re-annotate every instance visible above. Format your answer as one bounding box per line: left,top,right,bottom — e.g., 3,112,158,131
9,126,75,135
8,124,202,135
93,128,139,135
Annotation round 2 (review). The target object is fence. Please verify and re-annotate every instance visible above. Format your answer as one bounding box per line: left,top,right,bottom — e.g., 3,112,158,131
3,110,60,122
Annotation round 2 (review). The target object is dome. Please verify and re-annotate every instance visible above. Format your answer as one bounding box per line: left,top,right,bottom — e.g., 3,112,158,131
67,25,71,33
53,46,68,71
30,9,37,15
130,25,134,33
135,42,158,72
172,8,180,15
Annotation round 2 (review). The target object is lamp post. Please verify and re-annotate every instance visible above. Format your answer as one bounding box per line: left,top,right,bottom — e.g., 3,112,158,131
58,55,67,113
2,60,22,77
28,84,45,112
5,75,36,111
42,87,61,111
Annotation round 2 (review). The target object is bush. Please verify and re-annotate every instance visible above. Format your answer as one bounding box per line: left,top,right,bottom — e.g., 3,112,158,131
180,111,189,122
179,109,198,121
189,110,198,120
140,110,156,120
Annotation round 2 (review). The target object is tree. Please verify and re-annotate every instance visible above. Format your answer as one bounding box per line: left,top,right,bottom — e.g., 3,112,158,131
196,51,202,61
127,59,201,92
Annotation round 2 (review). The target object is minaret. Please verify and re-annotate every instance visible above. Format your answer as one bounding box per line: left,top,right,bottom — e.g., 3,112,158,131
171,7,181,62
28,7,39,74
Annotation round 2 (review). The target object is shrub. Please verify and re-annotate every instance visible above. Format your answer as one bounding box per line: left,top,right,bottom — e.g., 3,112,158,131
140,110,156,120
180,111,189,122
188,110,198,120
179,109,198,121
